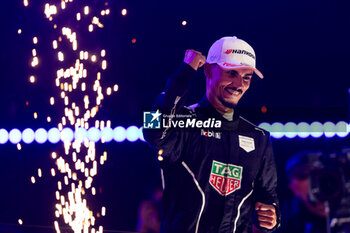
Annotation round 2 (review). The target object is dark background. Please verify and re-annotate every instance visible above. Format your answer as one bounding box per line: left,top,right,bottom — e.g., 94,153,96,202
0,0,349,232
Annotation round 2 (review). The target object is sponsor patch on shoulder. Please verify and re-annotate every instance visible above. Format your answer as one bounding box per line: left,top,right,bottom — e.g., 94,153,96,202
238,135,255,153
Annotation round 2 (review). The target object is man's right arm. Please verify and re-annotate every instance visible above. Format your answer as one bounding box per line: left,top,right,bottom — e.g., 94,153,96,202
158,49,206,113
142,50,205,165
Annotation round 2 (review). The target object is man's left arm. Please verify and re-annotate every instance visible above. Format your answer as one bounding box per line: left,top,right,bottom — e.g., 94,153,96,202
253,133,281,231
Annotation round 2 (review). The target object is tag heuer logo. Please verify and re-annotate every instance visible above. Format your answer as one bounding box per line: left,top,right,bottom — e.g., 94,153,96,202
209,160,243,196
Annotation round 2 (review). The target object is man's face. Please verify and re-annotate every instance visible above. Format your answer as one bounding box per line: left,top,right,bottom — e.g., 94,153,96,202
206,64,253,111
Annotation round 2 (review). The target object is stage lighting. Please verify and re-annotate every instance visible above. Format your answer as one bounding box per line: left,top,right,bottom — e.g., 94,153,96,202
258,122,271,132
101,127,113,143
75,127,87,142
61,128,74,142
324,122,336,138
9,129,22,144
139,127,145,142
271,122,284,139
22,128,35,144
113,126,126,142
126,126,139,142
335,121,349,138
296,122,310,138
88,127,100,142
310,122,323,138
284,122,297,139
48,128,61,144
35,128,48,144
0,129,9,144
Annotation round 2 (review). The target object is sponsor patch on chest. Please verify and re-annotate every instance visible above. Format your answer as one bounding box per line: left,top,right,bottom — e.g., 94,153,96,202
238,135,255,153
201,129,221,139
209,160,243,195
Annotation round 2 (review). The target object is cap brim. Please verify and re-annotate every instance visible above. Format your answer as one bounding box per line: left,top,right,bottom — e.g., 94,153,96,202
217,62,264,79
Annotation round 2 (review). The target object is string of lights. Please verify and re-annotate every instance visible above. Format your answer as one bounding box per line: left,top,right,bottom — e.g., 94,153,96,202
0,121,349,146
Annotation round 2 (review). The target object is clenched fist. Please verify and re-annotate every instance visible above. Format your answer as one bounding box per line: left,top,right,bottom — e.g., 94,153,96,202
255,202,277,230
184,49,206,71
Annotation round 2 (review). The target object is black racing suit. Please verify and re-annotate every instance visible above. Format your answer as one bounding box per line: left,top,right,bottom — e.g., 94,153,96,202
143,62,280,233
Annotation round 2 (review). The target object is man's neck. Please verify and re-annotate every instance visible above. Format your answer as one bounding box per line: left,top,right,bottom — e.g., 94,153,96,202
216,108,234,121
205,93,234,121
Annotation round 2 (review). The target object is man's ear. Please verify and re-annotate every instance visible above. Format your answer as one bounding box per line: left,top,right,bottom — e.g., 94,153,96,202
204,63,211,79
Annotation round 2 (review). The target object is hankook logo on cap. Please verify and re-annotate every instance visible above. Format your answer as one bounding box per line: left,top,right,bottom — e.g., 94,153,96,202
224,49,255,60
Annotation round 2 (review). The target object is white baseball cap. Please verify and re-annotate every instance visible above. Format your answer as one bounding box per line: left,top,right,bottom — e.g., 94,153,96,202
206,36,263,79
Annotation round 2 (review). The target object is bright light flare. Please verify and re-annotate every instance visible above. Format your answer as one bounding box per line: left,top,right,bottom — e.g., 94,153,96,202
101,60,107,70
53,40,58,49
106,87,112,96
51,168,56,177
84,6,89,15
31,57,39,67
38,168,42,177
44,4,57,18
58,52,64,61
89,24,94,32
25,2,112,232
113,84,118,92
29,75,36,83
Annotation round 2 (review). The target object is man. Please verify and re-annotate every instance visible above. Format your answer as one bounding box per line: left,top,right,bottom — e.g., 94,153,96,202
143,36,280,233
279,151,327,233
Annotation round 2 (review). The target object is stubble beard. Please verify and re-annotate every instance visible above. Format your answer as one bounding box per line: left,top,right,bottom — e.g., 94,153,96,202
218,97,236,109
